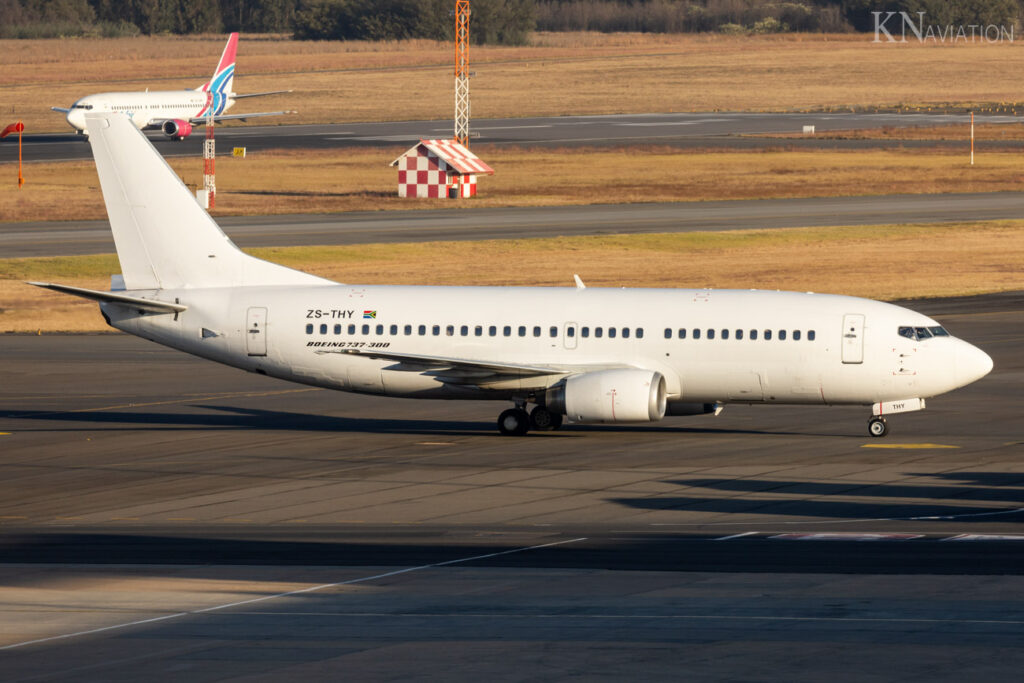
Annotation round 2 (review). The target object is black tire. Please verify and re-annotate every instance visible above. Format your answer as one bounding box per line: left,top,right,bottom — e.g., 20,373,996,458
498,408,530,436
868,417,889,438
530,406,563,431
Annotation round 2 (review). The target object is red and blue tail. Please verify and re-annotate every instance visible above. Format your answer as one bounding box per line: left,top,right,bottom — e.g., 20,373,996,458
197,33,238,117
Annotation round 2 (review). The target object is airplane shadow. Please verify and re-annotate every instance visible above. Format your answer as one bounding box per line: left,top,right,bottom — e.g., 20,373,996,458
613,473,1024,523
3,403,832,438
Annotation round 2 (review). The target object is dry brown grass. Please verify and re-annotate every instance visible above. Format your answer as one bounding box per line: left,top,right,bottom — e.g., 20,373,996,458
3,222,1022,333
3,145,1021,222
4,33,1024,134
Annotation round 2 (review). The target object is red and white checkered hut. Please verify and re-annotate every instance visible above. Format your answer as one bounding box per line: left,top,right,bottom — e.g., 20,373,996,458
390,139,494,198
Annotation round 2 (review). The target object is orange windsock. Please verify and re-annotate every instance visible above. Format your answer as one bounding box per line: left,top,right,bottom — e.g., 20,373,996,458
1,122,25,138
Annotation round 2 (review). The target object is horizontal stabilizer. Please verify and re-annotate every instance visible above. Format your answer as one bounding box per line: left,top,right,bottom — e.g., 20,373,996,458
231,90,292,99
51,106,71,114
28,281,187,314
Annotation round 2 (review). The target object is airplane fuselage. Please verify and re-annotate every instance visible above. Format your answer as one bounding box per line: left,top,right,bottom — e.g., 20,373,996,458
102,285,992,414
65,90,232,133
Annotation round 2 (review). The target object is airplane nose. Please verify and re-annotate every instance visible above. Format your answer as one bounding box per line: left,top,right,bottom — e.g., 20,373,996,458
954,342,993,387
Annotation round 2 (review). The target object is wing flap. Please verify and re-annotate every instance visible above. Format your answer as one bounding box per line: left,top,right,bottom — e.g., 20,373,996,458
188,111,295,124
28,281,186,314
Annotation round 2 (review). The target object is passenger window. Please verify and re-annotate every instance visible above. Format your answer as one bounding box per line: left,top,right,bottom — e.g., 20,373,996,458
582,327,590,338
475,326,483,337
693,328,701,339
348,324,356,334
736,329,743,340
636,328,644,339
550,326,558,337
678,328,686,339
707,329,715,340
305,324,313,334
461,325,469,336
721,329,729,340
504,326,512,337
595,327,603,338
432,325,440,336
793,330,801,341
750,329,757,340
335,324,342,334
764,329,772,340
664,328,672,339
488,326,496,336
609,328,617,339
390,324,398,335
376,324,384,335
418,324,426,335
404,324,412,335
567,326,576,338
360,324,369,334
779,330,787,341
808,330,816,341
447,325,454,336
622,328,630,339
320,324,328,334
533,326,541,337
518,326,526,337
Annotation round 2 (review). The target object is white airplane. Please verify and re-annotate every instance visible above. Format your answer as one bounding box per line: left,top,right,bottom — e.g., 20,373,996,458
51,33,291,140
32,113,993,437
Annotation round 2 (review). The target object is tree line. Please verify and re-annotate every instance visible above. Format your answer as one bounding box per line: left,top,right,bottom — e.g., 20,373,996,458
1,0,1021,41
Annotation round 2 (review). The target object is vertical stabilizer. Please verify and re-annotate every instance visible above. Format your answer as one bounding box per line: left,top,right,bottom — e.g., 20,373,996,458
205,33,237,96
83,112,330,290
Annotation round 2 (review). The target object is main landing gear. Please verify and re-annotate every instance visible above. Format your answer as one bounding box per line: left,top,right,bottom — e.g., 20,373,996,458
497,403,563,436
868,416,889,438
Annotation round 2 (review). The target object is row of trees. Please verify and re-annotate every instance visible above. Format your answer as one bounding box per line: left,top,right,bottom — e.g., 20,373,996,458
1,0,1021,41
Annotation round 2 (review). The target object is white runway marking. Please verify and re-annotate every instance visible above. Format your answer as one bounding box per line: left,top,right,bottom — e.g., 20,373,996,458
0,537,586,651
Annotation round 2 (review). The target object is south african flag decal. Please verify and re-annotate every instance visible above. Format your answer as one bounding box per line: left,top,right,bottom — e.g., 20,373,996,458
363,310,377,319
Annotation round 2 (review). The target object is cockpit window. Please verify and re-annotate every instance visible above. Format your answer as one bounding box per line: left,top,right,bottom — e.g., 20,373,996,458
71,104,93,110
899,325,948,341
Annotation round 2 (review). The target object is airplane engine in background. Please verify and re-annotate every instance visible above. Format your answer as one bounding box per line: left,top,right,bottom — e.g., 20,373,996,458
546,369,667,423
161,119,193,140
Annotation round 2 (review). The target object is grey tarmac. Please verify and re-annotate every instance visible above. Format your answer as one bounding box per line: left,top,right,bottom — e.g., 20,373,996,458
0,292,1022,679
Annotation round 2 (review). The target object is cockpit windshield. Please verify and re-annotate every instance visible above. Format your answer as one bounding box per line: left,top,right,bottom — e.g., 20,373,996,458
898,326,949,340
71,104,93,110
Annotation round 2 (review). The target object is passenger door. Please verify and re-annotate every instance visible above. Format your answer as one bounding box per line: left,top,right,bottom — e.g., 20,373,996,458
841,314,864,364
246,307,267,357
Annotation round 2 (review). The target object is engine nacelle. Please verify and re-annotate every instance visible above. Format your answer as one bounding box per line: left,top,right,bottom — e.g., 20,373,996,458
546,369,667,423
161,119,193,139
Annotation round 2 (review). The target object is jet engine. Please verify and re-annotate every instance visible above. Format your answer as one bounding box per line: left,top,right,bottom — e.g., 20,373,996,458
161,119,193,140
546,369,667,423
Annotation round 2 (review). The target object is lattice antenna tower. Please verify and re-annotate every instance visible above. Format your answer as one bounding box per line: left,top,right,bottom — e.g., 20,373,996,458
454,0,470,147
203,101,216,208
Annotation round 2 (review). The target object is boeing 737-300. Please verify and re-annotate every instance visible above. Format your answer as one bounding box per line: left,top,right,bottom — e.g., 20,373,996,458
51,33,290,140
31,113,993,437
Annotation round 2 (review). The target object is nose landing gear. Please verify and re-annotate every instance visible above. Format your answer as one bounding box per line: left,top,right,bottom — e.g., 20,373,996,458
868,416,889,438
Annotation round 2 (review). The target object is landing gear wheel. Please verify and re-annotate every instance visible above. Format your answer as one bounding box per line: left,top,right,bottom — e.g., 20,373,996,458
530,406,563,431
498,408,530,436
868,417,889,438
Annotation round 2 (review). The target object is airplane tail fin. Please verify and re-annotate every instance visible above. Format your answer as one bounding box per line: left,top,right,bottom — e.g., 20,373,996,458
83,112,330,291
201,32,237,95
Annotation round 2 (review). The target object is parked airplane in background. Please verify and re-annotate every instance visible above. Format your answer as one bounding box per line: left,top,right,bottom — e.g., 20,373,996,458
31,113,993,437
51,33,291,140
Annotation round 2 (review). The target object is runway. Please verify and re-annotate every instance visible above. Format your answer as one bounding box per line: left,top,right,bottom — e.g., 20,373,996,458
3,111,1019,163
1,292,1022,678
6,191,1024,258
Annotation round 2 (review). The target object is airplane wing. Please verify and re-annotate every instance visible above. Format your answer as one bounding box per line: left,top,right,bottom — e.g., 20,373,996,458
51,106,71,113
28,282,187,315
321,348,630,387
231,90,292,99
187,110,295,124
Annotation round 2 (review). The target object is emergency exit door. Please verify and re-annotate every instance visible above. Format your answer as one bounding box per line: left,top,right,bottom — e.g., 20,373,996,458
841,313,864,364
247,307,267,356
